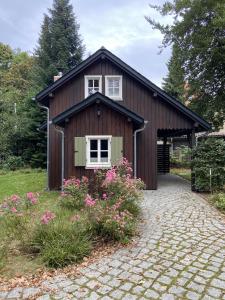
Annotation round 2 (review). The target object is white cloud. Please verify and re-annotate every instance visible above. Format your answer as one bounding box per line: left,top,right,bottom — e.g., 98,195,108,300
0,0,172,87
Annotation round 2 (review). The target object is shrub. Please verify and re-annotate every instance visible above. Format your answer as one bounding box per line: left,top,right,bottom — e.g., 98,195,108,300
192,138,225,191
170,145,191,168
0,244,7,270
31,214,92,268
211,193,225,211
60,177,88,209
1,156,24,171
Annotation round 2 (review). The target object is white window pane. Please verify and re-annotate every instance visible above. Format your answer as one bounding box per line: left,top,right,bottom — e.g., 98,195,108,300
113,79,120,88
108,79,114,88
113,88,119,96
108,88,114,96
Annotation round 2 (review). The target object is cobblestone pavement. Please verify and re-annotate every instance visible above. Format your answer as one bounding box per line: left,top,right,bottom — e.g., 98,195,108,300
1,174,225,300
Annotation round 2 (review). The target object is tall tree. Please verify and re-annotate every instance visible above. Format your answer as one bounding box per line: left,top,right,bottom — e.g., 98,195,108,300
36,0,85,86
0,45,46,167
162,43,185,103
146,0,225,128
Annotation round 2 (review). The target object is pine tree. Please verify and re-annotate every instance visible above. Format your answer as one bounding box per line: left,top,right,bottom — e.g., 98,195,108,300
146,0,225,128
162,43,185,103
36,0,85,86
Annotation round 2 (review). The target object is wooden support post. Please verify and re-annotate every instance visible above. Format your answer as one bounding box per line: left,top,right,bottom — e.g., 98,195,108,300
190,129,196,191
163,136,167,174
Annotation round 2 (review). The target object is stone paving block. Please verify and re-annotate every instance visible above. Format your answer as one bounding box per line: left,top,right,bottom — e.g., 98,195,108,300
3,177,225,300
22,287,40,299
144,289,160,299
7,287,22,299
109,289,125,299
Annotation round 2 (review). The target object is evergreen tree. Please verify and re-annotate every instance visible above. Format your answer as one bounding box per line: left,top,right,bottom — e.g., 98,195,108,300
162,43,185,103
146,0,225,128
36,0,85,86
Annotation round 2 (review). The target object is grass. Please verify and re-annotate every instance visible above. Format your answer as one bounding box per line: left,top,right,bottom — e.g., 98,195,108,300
0,169,46,201
0,168,61,278
171,168,191,181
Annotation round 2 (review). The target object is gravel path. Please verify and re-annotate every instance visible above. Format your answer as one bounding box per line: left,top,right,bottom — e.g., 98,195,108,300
1,174,225,300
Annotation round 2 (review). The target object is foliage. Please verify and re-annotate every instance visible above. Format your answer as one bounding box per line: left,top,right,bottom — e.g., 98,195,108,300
0,158,144,271
0,169,46,201
146,0,225,128
31,214,92,268
62,158,145,243
192,138,225,191
210,193,225,211
162,43,185,103
0,44,46,168
35,0,85,86
170,145,191,168
171,168,191,182
1,156,24,171
60,176,88,209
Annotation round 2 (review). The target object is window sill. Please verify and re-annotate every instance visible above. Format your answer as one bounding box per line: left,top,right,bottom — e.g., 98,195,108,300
85,164,111,169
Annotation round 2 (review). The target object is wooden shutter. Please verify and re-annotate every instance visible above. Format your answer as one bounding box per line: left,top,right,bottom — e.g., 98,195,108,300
111,137,123,165
74,137,86,166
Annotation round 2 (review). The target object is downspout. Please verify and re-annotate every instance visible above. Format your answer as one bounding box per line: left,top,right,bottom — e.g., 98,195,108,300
54,126,65,192
35,99,50,191
133,120,148,178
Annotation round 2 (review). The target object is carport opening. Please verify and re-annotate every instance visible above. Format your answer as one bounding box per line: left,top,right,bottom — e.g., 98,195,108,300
157,129,193,175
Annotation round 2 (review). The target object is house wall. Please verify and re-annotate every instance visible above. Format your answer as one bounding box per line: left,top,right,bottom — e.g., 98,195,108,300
49,58,193,189
63,102,133,180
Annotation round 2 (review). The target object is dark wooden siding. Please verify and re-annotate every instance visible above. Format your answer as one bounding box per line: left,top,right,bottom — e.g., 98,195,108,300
49,58,194,189
64,102,133,180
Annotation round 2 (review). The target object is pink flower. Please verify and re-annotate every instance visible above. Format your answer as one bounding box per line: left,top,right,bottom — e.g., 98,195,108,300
26,192,38,205
102,193,108,200
61,192,68,197
10,194,20,203
105,169,116,183
82,176,89,184
41,211,56,224
84,194,96,207
11,207,17,213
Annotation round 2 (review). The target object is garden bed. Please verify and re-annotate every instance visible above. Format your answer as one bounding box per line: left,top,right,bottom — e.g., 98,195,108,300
0,159,144,282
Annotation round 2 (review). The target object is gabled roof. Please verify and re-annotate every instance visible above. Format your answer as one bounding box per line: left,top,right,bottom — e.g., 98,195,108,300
36,47,211,131
52,92,144,127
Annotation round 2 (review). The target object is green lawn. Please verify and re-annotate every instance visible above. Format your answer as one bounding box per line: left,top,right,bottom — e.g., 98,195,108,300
0,169,46,201
0,169,60,278
170,168,191,181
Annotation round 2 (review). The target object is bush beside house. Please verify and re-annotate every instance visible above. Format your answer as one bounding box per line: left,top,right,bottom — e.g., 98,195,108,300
0,158,144,270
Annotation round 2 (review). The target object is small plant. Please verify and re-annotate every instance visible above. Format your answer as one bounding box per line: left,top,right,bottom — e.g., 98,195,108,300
31,215,92,268
211,193,225,211
1,156,24,171
60,176,88,209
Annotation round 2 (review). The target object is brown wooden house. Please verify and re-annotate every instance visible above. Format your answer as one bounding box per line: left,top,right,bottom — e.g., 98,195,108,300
36,47,210,190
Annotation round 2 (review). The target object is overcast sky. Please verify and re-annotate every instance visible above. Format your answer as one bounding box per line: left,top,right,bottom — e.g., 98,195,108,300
0,0,171,87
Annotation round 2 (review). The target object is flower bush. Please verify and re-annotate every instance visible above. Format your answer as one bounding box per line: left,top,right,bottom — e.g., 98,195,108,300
60,176,88,209
0,157,144,269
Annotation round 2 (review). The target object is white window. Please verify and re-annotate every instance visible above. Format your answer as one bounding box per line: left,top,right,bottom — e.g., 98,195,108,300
86,135,111,168
105,75,122,100
85,76,102,98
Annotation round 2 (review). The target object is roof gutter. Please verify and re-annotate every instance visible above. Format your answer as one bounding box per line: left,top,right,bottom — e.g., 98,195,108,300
54,126,65,192
133,121,148,178
35,99,50,191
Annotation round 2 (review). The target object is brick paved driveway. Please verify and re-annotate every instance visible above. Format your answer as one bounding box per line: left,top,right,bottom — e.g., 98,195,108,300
1,174,225,299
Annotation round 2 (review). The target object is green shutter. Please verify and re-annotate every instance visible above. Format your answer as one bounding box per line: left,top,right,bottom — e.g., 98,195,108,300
111,137,123,165
74,137,86,166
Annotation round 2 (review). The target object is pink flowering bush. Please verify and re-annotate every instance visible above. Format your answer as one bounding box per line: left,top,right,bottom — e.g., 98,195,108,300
41,211,56,224
60,176,88,209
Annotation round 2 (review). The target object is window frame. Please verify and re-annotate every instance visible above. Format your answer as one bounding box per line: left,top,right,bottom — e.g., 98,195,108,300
84,75,102,98
85,135,112,168
105,75,123,101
